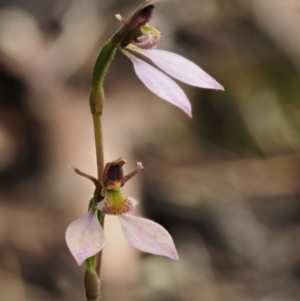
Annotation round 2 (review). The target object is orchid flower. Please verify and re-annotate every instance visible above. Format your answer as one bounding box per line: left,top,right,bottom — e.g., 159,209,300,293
114,0,224,117
65,158,179,265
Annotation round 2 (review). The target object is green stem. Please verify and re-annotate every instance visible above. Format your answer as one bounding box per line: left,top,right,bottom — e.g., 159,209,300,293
89,42,116,183
92,110,105,183
86,42,116,301
84,269,100,301
95,211,105,281
84,3,155,299
90,42,117,103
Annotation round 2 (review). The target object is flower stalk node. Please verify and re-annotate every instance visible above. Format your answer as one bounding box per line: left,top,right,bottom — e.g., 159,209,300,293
84,270,101,300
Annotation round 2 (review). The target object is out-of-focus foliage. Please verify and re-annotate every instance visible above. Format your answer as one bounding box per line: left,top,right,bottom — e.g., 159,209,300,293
0,0,300,300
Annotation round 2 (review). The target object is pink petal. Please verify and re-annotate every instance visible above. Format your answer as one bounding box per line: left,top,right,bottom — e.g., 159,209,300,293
131,55,192,117
137,48,224,91
118,214,179,261
65,210,105,265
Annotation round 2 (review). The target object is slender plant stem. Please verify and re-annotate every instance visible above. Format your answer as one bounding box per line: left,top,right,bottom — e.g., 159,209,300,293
86,41,116,300
83,3,154,299
92,108,105,182
92,97,105,301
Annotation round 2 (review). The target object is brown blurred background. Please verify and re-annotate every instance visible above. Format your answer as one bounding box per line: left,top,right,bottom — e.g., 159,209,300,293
1,0,300,300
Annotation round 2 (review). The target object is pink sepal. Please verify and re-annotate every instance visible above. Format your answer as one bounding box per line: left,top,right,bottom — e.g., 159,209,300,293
65,210,105,265
138,48,224,90
131,55,192,117
118,214,179,261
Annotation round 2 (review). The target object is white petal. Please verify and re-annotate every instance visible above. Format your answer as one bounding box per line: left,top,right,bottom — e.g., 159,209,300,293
131,55,192,117
137,48,224,90
118,214,179,261
65,210,105,265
